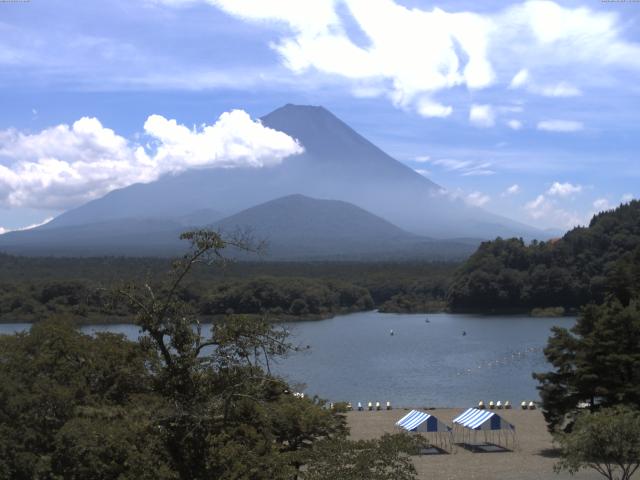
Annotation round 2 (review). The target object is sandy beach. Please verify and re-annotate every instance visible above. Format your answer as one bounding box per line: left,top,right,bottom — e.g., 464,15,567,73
346,408,613,480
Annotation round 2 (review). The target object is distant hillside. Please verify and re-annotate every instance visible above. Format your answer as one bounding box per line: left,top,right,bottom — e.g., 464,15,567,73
213,194,476,260
447,200,640,312
0,218,185,257
0,195,477,260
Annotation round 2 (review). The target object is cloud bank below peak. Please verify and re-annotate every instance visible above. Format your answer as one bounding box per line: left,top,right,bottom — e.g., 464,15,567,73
0,110,302,210
167,0,640,119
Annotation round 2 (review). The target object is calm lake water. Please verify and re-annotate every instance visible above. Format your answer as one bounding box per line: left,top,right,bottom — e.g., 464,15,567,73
0,311,574,408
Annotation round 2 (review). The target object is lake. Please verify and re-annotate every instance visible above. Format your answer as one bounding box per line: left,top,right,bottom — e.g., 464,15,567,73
0,311,574,408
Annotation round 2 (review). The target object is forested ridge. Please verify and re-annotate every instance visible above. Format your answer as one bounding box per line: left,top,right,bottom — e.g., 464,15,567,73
0,255,455,322
448,200,640,312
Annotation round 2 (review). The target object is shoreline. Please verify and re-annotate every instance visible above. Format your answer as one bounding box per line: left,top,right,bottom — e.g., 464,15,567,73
0,307,576,326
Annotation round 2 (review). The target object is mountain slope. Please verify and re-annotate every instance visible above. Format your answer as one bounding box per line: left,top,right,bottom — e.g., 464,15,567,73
215,194,412,242
0,218,185,256
0,195,477,259
40,104,544,242
212,194,474,260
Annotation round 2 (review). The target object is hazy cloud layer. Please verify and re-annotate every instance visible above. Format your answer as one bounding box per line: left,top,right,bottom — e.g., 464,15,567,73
593,197,610,211
502,184,520,196
417,157,495,177
524,194,582,228
0,110,302,209
506,119,522,130
465,191,491,207
509,68,581,97
537,120,584,132
469,104,495,128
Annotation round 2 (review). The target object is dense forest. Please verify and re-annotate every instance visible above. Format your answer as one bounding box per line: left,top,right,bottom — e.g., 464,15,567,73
0,255,456,322
448,200,640,312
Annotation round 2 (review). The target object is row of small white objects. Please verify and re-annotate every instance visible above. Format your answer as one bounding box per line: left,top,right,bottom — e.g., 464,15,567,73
521,401,537,409
477,400,512,409
292,392,305,399
349,401,392,411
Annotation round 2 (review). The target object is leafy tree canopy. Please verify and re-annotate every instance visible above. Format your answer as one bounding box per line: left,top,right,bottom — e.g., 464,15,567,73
534,298,640,432
448,200,640,312
555,406,640,480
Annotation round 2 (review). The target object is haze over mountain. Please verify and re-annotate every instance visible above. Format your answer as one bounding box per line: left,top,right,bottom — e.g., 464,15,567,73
0,195,476,259
0,104,546,258
213,194,476,260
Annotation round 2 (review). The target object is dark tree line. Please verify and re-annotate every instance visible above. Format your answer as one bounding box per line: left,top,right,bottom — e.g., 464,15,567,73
0,255,456,322
199,277,374,318
448,200,640,312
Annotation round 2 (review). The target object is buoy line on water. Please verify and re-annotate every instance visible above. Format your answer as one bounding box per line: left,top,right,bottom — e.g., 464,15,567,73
455,346,544,376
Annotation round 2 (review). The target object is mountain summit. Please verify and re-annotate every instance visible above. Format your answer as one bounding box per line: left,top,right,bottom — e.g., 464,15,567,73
262,104,438,182
3,104,545,257
260,104,539,239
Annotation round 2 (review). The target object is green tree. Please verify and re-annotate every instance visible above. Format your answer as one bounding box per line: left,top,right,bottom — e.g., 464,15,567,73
116,230,346,479
0,318,157,480
555,406,640,480
300,433,420,480
51,404,177,480
448,200,640,312
534,299,640,432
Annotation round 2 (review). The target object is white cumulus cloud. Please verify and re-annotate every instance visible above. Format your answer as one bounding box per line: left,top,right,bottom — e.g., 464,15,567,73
524,194,583,228
593,198,610,211
0,217,53,235
144,110,302,170
164,0,640,117
538,82,582,97
465,191,490,207
0,110,302,210
469,104,495,128
183,1,494,116
509,69,529,89
508,69,581,97
416,99,453,118
506,119,522,130
547,182,582,197
502,184,521,196
525,194,547,218
621,193,635,203
537,120,584,132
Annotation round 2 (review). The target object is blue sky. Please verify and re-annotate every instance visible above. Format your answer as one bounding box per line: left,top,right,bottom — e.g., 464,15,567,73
1,0,639,232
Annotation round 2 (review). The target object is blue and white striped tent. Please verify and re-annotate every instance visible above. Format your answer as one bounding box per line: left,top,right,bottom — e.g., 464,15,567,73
396,410,450,433
395,410,453,451
452,408,517,450
452,408,514,431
